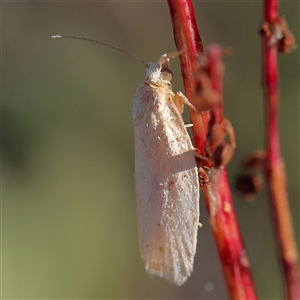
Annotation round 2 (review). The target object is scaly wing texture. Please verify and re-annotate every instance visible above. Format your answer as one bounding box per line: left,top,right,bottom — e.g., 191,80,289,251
132,84,199,286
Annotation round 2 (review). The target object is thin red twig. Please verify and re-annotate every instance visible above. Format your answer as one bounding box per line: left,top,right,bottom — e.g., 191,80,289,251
261,0,299,298
167,1,258,299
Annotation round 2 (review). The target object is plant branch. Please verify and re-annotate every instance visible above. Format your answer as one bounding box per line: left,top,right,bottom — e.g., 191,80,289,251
261,0,299,298
167,1,258,299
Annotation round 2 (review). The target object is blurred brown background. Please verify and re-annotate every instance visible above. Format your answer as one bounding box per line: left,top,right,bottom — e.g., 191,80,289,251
2,1,299,299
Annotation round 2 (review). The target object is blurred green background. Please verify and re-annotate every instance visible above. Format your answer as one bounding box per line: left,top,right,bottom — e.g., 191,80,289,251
2,1,299,299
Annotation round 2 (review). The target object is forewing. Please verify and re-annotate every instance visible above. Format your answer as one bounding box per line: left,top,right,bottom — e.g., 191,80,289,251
133,86,199,285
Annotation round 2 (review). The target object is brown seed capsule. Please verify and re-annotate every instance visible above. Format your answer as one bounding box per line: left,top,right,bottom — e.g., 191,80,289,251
208,118,236,168
259,16,296,53
235,172,264,201
194,70,222,112
193,47,224,112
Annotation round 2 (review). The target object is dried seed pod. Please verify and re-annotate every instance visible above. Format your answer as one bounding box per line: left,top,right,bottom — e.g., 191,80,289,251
259,16,296,53
193,46,224,112
235,150,266,200
208,118,236,168
194,70,222,112
235,172,264,201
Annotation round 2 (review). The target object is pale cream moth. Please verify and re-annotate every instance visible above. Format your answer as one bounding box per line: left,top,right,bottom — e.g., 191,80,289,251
132,54,200,286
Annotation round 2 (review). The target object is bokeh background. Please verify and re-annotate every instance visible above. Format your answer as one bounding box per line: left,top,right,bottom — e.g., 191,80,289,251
2,1,299,299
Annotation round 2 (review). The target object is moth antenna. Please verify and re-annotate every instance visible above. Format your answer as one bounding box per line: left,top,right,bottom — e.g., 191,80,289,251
51,35,148,65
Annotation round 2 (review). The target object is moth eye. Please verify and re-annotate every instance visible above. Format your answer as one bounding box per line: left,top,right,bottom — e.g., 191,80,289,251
161,68,173,82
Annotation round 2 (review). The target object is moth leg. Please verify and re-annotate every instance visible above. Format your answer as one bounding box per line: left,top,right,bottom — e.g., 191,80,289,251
194,148,208,161
173,91,197,114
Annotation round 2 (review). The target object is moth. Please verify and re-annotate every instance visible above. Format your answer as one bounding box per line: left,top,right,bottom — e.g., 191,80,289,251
132,53,200,286
51,35,200,285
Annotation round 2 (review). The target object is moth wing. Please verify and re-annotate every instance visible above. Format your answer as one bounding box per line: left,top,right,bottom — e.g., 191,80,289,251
133,87,199,286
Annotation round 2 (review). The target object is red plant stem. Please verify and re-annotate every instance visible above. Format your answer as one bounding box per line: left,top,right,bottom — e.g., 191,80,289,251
167,0,207,155
262,0,299,299
167,1,257,299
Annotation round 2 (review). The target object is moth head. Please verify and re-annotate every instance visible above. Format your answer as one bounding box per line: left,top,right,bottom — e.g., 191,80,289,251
145,55,171,85
158,50,185,82
145,52,183,85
